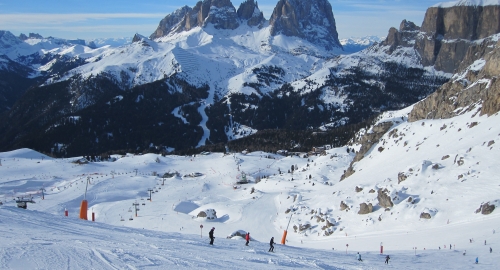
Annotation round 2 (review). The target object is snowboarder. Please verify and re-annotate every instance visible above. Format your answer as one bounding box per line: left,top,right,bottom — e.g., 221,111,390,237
490,247,492,253
245,232,250,246
475,257,478,264
269,237,275,252
484,240,486,245
450,244,452,250
209,227,215,245
385,255,390,264
463,250,466,256
356,252,362,261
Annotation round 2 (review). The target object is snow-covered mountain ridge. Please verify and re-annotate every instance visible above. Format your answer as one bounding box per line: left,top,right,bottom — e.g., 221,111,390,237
0,0,498,156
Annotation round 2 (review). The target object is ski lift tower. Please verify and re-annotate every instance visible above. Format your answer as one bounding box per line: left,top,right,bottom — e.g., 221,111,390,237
147,188,154,201
79,176,91,220
132,202,140,217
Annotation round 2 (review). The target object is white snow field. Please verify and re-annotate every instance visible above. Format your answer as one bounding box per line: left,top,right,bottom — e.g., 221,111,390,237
1,107,500,269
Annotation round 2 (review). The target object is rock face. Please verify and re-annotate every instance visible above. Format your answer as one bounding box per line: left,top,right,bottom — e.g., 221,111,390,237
203,0,240,30
358,203,373,215
269,0,342,50
377,188,394,208
415,4,500,73
340,122,393,181
237,0,266,27
409,38,500,122
381,20,420,54
149,6,192,39
150,0,240,39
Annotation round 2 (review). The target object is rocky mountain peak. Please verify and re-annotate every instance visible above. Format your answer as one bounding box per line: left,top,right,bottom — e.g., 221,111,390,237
0,31,22,49
400,19,419,32
381,20,420,53
149,6,192,39
202,0,240,30
237,0,266,27
269,0,342,51
150,0,240,39
416,2,500,72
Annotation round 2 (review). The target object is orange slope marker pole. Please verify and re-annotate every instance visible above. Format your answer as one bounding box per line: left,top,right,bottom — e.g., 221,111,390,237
79,177,90,220
281,213,293,245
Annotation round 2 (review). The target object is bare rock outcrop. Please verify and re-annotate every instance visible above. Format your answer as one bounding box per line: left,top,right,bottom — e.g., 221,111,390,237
269,0,342,51
377,188,394,208
398,172,408,184
420,212,432,219
381,20,420,54
476,202,496,215
237,0,266,27
340,122,393,181
150,6,192,39
150,0,240,39
340,201,349,211
409,37,500,121
415,4,500,73
358,203,373,215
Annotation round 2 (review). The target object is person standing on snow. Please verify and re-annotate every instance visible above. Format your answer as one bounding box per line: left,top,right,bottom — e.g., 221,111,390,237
385,255,390,264
475,257,478,264
356,252,362,261
269,237,275,252
490,247,492,253
209,227,215,245
245,232,250,246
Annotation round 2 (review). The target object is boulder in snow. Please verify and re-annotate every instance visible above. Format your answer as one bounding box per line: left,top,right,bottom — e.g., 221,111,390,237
358,203,373,215
377,188,394,208
476,202,496,215
197,209,217,219
420,212,432,219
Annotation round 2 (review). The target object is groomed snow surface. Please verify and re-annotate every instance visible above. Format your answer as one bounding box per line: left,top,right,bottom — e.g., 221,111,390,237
1,107,500,269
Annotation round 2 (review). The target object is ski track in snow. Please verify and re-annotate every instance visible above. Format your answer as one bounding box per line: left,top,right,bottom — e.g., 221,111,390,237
1,106,500,269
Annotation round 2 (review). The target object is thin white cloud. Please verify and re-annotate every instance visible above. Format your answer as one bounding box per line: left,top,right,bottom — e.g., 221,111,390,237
4,24,157,33
0,13,165,25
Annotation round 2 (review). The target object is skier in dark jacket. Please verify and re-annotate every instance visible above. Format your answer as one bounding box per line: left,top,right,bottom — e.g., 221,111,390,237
209,227,215,245
269,237,275,252
385,255,390,264
245,232,250,246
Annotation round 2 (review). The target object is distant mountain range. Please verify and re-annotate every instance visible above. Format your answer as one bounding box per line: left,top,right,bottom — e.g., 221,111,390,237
0,0,499,157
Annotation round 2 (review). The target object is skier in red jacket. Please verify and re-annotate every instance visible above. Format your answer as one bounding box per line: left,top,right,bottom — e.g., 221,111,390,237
245,232,250,246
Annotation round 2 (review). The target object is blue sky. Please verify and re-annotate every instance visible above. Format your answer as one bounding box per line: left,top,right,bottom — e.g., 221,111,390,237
0,0,447,40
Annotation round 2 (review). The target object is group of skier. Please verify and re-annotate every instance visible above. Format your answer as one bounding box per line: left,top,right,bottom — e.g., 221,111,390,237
208,227,275,252
356,253,390,264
